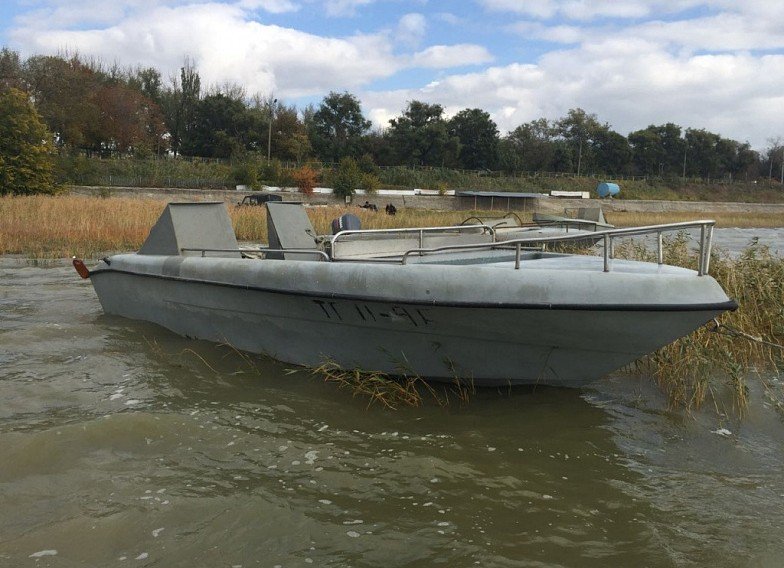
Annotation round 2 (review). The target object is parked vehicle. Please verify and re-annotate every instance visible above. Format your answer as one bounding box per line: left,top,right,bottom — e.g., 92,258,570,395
237,193,282,206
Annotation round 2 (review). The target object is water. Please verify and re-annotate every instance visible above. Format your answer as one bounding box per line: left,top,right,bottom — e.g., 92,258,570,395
2,235,784,567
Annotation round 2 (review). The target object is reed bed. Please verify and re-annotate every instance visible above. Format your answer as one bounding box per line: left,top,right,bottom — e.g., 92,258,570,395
608,210,784,229
616,234,784,410
0,195,167,259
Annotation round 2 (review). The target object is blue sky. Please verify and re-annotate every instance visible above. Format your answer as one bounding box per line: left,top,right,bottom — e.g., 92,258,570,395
2,0,783,149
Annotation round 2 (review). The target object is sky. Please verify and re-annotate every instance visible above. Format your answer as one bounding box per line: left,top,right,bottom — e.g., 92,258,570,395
1,0,783,149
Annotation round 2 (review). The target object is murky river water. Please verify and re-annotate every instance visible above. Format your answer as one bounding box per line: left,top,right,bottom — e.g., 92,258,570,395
2,229,783,567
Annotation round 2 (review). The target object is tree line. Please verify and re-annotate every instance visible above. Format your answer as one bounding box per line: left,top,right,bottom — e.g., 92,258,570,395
1,47,783,184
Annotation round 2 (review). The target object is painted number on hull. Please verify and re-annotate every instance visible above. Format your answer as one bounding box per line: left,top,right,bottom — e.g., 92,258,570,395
312,300,432,327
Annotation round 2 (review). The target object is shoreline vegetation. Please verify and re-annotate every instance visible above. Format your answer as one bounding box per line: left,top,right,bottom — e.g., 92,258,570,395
56,155,784,204
1,194,781,411
1,195,782,259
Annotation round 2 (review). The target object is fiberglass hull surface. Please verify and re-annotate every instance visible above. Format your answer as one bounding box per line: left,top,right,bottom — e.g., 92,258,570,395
89,255,734,387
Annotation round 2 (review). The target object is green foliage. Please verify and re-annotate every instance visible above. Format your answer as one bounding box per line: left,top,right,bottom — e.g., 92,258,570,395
358,153,381,176
259,159,284,186
232,160,259,187
448,108,499,170
386,101,459,167
332,157,361,198
359,172,381,194
310,92,371,162
0,88,56,195
181,94,250,158
53,154,234,188
4,49,776,183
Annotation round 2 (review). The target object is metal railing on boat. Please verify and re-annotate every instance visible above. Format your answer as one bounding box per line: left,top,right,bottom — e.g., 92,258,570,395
329,224,497,260
180,247,331,261
182,220,716,276
397,220,716,275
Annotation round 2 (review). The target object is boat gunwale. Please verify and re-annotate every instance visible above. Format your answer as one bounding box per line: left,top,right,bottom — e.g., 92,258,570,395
88,266,738,313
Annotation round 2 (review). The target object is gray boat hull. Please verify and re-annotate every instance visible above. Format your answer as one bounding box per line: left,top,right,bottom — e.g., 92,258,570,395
89,254,734,387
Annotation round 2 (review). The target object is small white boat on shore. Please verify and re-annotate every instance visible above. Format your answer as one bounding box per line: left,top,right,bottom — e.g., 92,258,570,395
74,202,736,387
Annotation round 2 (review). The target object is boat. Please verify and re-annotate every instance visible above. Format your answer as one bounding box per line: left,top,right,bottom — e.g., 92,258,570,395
73,201,736,387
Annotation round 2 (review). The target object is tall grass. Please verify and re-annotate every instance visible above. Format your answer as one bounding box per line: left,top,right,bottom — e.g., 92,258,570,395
0,195,167,258
0,196,492,258
615,234,783,409
608,211,784,229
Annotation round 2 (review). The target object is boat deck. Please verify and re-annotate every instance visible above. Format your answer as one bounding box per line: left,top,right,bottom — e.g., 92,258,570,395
405,250,697,275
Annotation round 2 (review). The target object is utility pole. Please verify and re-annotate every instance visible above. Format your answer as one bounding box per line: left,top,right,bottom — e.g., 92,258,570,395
682,143,687,182
267,96,277,161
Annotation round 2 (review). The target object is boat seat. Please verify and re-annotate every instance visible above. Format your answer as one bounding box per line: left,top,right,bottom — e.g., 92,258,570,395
138,202,240,257
266,202,321,260
576,207,607,224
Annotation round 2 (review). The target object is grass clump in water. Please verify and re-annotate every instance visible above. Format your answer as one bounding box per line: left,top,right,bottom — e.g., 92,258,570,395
616,234,784,410
312,361,474,409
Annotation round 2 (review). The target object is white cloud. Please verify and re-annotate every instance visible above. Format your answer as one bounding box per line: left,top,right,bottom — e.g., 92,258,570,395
508,21,583,43
481,0,708,21
236,0,300,13
5,0,784,149
323,0,374,17
361,45,784,148
395,13,427,48
632,13,784,52
11,3,398,97
410,44,493,68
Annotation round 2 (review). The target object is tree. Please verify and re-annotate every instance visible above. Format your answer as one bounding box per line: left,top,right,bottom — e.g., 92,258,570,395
160,59,201,156
448,108,499,170
181,93,251,158
331,156,361,198
310,92,370,162
763,138,783,183
0,48,24,91
0,88,56,195
268,103,311,162
129,67,163,105
386,101,459,167
628,123,685,176
593,128,631,175
684,128,721,178
556,108,604,175
92,83,168,155
500,118,556,173
23,55,100,150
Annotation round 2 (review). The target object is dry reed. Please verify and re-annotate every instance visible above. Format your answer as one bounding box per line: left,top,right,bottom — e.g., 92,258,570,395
608,210,784,229
615,234,784,410
312,361,474,409
0,195,166,258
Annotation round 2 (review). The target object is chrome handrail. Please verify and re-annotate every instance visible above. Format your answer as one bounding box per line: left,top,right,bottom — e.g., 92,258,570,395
398,220,716,275
330,224,497,259
180,247,330,261
183,220,716,274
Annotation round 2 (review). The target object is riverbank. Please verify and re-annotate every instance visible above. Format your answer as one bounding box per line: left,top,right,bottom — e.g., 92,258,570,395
67,185,784,228
69,184,784,213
